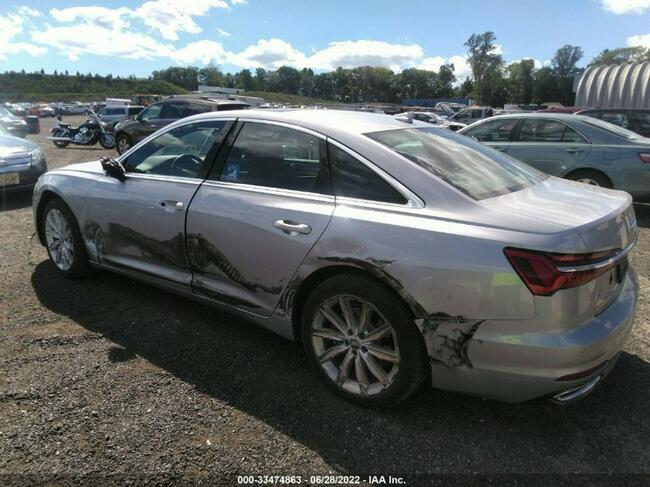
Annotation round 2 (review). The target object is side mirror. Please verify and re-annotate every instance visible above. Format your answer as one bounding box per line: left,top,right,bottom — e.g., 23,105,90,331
100,156,126,182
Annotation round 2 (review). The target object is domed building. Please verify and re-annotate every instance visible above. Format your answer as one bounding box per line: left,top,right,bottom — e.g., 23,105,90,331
575,62,650,108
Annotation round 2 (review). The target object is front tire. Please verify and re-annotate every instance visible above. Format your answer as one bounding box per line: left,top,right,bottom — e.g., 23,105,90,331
115,133,132,155
99,132,115,149
42,198,92,278
301,274,428,407
51,129,69,148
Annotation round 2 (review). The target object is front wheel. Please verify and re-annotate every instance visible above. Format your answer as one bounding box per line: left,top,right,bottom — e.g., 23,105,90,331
42,199,92,278
301,274,428,407
99,132,115,149
115,133,132,155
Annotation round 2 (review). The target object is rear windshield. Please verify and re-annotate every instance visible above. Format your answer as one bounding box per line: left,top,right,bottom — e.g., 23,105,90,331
366,127,546,200
583,117,641,140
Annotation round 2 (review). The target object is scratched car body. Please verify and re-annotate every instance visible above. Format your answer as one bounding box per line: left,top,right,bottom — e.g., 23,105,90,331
33,110,639,406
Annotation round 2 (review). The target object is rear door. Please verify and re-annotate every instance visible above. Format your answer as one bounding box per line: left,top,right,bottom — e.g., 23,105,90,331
186,120,335,316
507,118,591,175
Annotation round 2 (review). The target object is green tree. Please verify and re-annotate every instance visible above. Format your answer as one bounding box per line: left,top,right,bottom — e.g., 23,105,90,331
465,31,505,105
552,44,583,105
152,66,198,91
507,59,535,104
253,68,267,91
532,67,561,104
198,64,225,87
589,46,650,65
276,66,301,94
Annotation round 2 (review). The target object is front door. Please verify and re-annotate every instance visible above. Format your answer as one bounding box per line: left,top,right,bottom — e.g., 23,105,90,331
85,119,231,284
186,121,335,316
507,118,591,176
462,117,519,153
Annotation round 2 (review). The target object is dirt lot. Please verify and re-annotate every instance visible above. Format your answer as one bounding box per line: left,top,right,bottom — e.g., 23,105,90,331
1,116,649,483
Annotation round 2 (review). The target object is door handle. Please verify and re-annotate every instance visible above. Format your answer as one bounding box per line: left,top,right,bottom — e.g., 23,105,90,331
274,220,312,235
565,148,584,154
159,200,184,211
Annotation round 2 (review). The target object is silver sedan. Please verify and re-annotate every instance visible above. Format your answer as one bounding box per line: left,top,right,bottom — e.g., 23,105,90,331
32,110,638,406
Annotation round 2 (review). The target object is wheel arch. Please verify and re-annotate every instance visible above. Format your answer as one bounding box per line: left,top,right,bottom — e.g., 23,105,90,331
563,167,614,188
36,189,68,245
289,263,423,343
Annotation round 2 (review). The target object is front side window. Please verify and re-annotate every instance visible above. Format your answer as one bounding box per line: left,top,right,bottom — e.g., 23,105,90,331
140,104,162,122
218,122,329,194
124,121,228,178
518,119,586,143
366,127,546,200
128,107,143,116
595,111,625,126
464,117,518,142
329,144,406,204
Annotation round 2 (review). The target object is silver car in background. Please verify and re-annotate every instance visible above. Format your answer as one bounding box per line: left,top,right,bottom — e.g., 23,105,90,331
0,126,47,191
32,110,638,406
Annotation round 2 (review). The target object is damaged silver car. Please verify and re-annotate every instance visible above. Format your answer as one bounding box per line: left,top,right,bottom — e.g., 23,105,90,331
33,110,638,406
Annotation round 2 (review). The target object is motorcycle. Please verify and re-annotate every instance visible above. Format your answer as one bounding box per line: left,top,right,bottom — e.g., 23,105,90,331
48,111,115,149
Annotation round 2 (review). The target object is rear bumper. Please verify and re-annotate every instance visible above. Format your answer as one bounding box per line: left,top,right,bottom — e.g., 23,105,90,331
428,269,638,403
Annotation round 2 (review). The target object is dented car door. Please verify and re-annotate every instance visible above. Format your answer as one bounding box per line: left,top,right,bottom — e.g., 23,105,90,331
186,121,335,316
85,120,232,284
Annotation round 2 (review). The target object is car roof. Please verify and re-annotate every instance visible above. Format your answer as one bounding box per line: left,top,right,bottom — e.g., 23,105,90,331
183,108,428,135
490,112,590,122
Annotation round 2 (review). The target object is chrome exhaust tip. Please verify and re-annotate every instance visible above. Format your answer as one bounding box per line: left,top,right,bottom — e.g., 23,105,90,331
551,375,602,404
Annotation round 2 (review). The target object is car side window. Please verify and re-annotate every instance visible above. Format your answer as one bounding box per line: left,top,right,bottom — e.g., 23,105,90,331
626,112,650,135
329,143,407,204
518,119,586,143
160,102,186,119
598,112,625,126
140,104,162,122
464,118,518,142
218,122,330,194
124,121,228,179
128,107,143,116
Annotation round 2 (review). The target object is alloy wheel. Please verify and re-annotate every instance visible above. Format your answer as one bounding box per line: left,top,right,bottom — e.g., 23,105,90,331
117,137,130,154
576,177,601,186
311,294,400,397
44,208,74,271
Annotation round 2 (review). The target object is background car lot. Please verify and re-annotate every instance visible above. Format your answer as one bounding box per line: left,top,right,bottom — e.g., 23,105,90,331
1,116,650,480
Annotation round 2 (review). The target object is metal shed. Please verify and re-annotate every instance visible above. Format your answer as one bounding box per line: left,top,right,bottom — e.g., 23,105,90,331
575,62,650,109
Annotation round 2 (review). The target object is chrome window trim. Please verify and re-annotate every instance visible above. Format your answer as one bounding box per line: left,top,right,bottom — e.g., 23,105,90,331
557,234,637,273
326,138,424,209
235,117,327,140
200,180,336,203
123,173,204,185
117,117,238,163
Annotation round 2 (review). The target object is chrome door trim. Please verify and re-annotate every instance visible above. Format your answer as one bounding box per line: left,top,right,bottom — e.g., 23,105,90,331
235,117,327,140
123,173,204,186
199,180,336,203
327,138,424,209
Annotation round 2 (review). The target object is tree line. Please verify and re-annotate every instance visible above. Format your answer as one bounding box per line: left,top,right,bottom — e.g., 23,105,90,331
2,31,649,106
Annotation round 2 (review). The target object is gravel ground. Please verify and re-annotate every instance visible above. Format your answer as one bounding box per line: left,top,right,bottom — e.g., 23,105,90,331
1,116,649,484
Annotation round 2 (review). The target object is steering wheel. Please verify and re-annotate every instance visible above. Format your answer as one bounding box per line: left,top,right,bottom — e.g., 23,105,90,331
169,154,203,177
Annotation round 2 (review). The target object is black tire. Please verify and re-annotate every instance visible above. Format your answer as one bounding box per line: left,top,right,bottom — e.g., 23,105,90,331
566,170,613,189
301,274,428,408
42,198,93,279
99,132,115,149
51,129,69,148
115,133,132,155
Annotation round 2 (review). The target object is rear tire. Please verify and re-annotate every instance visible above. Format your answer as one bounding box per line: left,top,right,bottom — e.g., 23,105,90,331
566,170,613,189
301,274,428,408
42,198,92,278
116,133,132,155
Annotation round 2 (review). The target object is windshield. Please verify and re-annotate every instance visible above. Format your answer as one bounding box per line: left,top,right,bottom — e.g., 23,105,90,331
365,127,547,200
583,117,641,140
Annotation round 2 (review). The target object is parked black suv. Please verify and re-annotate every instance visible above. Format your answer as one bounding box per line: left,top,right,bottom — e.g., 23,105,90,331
576,108,650,138
114,98,249,154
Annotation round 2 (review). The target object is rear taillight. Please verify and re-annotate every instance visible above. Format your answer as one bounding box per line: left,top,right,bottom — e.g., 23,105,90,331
639,153,650,164
504,247,619,296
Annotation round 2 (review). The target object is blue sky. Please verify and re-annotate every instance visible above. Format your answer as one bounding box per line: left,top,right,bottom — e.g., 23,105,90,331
1,0,649,80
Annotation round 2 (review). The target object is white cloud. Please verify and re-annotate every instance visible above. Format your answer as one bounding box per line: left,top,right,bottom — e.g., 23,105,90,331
217,27,231,37
491,43,504,55
231,0,248,4
602,0,650,14
16,6,41,17
135,0,230,41
31,23,176,61
50,6,132,30
228,38,307,69
307,40,423,71
171,40,227,64
0,12,47,60
627,33,650,47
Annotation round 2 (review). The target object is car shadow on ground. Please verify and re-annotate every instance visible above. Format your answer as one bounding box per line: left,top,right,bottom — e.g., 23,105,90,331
30,261,650,474
633,203,650,229
1,188,33,212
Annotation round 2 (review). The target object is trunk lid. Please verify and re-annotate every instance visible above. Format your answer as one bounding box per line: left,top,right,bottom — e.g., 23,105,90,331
483,176,637,315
